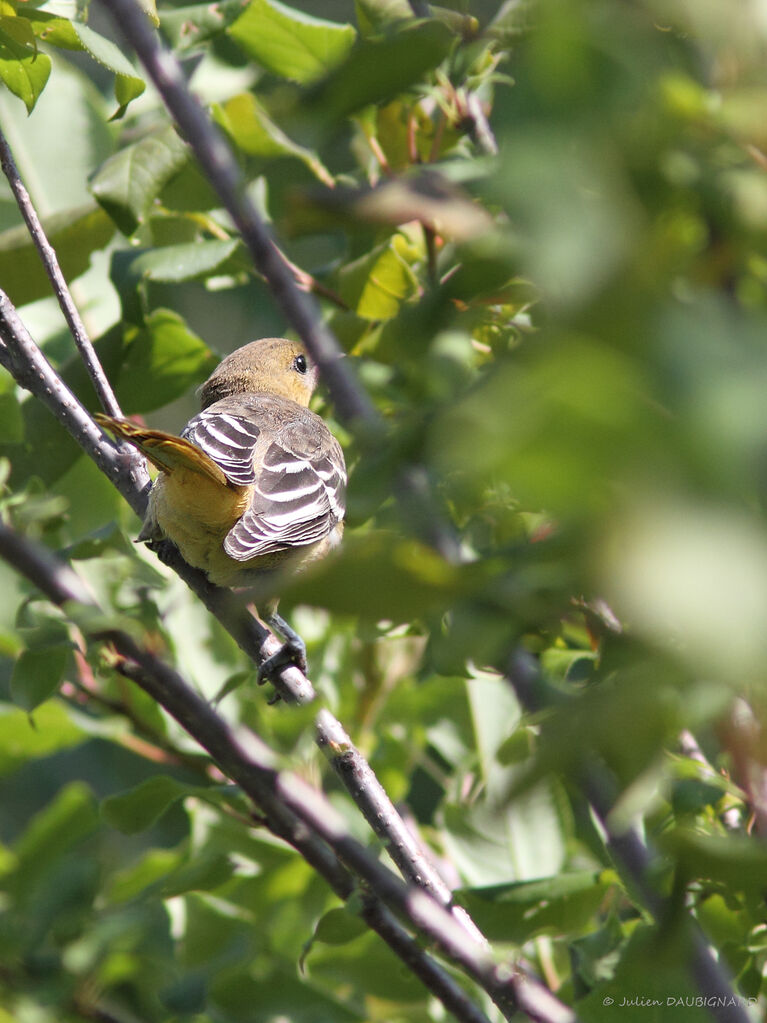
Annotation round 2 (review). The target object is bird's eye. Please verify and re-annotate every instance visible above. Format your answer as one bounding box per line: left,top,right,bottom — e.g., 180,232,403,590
293,354,308,374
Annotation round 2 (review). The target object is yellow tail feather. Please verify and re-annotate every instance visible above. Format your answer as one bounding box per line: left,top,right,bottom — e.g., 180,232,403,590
95,413,229,487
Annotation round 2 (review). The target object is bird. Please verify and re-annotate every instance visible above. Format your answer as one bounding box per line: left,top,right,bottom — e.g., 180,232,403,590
95,337,347,678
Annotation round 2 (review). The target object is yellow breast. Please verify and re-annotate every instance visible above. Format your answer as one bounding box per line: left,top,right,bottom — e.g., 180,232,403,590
148,469,251,583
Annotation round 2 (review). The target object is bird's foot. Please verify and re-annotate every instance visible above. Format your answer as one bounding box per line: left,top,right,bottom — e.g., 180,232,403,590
257,612,308,685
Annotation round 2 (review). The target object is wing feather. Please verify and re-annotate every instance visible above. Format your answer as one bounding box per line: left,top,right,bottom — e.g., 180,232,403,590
224,432,346,561
181,410,261,487
178,397,346,562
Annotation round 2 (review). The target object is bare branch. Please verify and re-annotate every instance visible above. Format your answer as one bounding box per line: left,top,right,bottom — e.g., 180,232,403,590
0,128,124,420
0,223,551,1021
0,290,149,508
96,0,463,567
98,0,375,427
506,648,751,1023
0,520,558,1023
317,708,487,946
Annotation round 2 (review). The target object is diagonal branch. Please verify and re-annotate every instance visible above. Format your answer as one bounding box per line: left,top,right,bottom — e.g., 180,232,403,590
505,648,750,1023
0,296,578,1021
100,0,374,427
0,290,148,505
96,0,463,565
0,127,124,420
0,519,575,1023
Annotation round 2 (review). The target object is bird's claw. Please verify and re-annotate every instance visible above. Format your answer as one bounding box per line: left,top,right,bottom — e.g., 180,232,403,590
257,636,308,686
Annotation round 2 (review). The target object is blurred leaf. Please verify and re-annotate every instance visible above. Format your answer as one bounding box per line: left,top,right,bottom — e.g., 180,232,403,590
90,126,189,235
106,847,181,903
304,19,454,123
161,852,233,898
10,644,72,712
665,829,767,893
0,701,86,777
161,0,248,52
12,782,99,898
283,532,467,620
441,779,567,886
229,0,355,83
101,775,212,834
0,204,114,308
0,370,22,442
310,905,367,946
302,172,493,241
602,500,767,680
160,972,207,1013
114,308,217,413
456,870,614,943
354,0,411,36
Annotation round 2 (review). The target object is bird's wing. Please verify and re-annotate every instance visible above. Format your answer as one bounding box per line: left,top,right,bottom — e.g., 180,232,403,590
181,408,262,487
224,420,347,561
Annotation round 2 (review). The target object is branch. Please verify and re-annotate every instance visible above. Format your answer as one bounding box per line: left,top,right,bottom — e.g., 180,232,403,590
316,708,487,947
0,290,149,509
0,128,124,420
96,0,463,566
0,223,574,1023
506,649,751,1023
0,520,549,1023
99,0,374,427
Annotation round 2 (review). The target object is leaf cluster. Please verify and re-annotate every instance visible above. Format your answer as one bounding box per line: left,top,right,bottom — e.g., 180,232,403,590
0,0,767,1020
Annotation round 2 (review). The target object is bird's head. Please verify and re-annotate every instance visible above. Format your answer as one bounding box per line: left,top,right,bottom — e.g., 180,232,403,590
199,338,318,409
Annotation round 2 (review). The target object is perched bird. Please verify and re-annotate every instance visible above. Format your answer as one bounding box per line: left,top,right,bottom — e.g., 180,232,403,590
96,337,346,675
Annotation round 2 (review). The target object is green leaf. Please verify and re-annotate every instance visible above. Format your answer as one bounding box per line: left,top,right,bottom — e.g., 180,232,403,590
283,532,465,621
0,701,86,777
10,644,72,712
106,848,182,903
311,905,368,946
0,23,50,112
90,126,190,235
336,235,419,320
161,852,234,898
101,775,210,834
354,0,411,36
455,871,615,943
161,0,253,52
229,0,355,84
664,829,767,893
304,19,453,123
0,368,22,442
112,238,240,294
213,92,334,185
0,203,115,307
32,17,145,118
12,782,99,897
114,308,218,413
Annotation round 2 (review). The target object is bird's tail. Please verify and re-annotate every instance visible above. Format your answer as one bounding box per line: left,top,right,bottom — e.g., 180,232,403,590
95,414,229,487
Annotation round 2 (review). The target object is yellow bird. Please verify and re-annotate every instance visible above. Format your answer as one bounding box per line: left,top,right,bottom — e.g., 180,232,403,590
96,337,347,675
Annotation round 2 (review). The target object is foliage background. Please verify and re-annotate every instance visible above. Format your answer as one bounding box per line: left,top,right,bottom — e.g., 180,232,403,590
0,0,766,1020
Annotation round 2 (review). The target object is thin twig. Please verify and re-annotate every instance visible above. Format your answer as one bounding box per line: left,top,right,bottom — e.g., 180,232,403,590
0,520,555,1023
317,708,487,946
0,129,525,1014
505,649,751,1023
0,243,526,1009
99,0,375,427
0,290,150,509
97,0,463,566
0,128,124,419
